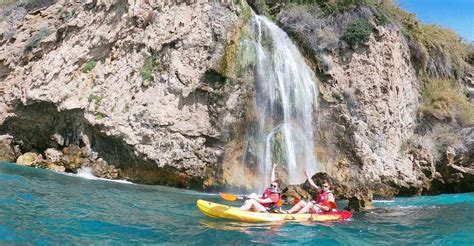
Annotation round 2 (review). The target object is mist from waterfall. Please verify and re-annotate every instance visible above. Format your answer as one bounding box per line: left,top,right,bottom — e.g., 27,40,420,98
242,14,319,190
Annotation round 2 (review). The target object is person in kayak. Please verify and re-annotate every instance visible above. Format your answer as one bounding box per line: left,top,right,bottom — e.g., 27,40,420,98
239,163,281,212
285,171,336,214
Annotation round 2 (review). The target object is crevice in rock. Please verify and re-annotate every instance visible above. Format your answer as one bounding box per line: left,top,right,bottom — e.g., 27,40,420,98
87,42,113,62
0,63,12,83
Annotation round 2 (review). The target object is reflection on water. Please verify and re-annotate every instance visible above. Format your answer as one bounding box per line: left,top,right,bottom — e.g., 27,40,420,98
1,162,474,245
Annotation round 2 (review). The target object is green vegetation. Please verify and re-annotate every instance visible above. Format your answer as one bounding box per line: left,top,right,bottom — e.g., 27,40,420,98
465,42,474,66
373,9,389,26
88,94,104,105
95,113,105,120
24,27,54,51
420,78,474,127
82,60,97,73
284,0,471,75
359,0,471,77
282,0,390,17
141,55,156,82
341,19,374,47
399,21,468,77
315,0,367,16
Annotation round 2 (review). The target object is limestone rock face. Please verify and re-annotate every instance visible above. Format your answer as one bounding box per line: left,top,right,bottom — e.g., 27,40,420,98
45,148,63,163
0,1,249,187
0,135,19,162
16,152,40,166
430,128,474,193
281,185,311,205
47,163,66,172
321,27,420,188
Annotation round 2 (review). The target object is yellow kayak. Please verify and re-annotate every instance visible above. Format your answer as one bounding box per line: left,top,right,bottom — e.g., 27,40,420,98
196,199,352,223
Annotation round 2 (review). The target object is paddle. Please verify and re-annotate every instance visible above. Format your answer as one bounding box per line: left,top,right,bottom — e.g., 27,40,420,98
276,199,284,207
219,192,247,201
219,192,284,206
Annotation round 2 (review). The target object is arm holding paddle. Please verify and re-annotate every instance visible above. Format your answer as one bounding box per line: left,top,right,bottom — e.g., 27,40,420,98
247,193,273,204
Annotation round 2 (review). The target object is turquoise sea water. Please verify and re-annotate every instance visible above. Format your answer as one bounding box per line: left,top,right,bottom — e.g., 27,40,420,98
1,162,474,245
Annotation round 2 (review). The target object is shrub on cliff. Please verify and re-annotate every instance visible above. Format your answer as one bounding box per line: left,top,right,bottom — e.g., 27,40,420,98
420,78,474,127
410,24,469,78
141,55,156,82
287,0,393,17
82,60,97,73
465,43,474,66
341,19,374,47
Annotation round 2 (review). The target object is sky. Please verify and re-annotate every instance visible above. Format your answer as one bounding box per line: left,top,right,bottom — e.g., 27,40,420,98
398,0,474,41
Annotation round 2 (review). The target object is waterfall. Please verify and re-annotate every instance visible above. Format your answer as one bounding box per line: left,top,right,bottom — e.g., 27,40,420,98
242,14,320,190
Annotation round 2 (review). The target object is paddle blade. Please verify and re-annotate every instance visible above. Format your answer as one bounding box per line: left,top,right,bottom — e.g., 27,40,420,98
219,192,238,201
276,199,283,207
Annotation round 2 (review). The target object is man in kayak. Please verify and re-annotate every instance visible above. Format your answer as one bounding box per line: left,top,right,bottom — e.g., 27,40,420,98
239,163,281,212
285,171,336,214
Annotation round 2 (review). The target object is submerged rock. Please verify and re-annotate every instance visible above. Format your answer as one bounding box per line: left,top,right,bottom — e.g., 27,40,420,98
47,163,65,172
347,188,374,211
430,128,474,193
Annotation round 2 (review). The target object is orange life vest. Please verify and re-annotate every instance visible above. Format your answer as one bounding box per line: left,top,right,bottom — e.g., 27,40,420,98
261,188,281,207
317,190,336,209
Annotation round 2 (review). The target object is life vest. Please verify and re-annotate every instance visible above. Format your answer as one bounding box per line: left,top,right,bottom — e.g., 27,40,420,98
261,188,281,208
316,190,335,208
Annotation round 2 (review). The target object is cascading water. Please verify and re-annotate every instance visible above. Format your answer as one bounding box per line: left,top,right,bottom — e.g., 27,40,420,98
242,14,320,190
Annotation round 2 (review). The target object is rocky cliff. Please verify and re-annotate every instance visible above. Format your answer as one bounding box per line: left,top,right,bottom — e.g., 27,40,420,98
275,2,473,206
0,0,253,187
0,0,472,205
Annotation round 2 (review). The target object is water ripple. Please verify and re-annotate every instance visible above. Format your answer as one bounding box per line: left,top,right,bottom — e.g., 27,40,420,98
1,162,473,244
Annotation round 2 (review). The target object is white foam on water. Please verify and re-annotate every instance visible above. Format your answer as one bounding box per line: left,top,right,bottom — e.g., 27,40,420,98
61,167,133,184
75,167,97,180
373,200,396,203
